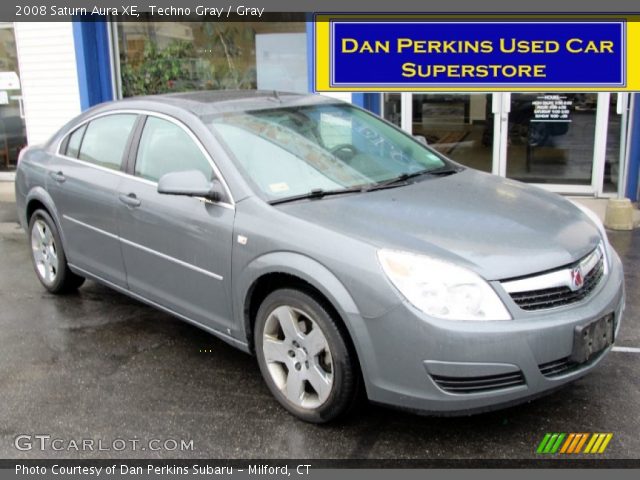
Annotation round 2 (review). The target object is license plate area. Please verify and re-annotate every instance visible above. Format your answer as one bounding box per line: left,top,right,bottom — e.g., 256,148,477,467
570,313,614,364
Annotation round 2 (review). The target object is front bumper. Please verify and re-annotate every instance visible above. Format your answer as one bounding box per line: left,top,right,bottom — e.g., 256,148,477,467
354,249,625,414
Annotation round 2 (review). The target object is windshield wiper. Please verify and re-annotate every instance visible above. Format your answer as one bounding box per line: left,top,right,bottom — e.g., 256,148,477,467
269,186,364,205
425,165,462,176
365,166,461,192
269,166,463,205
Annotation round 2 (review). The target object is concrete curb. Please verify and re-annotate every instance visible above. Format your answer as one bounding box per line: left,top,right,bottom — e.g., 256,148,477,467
0,172,16,182
0,222,24,242
0,183,15,203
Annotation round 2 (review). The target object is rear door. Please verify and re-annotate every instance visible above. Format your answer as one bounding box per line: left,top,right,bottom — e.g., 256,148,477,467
116,114,235,333
47,113,139,287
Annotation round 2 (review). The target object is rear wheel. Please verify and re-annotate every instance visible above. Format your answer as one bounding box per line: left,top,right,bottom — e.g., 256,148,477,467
28,209,84,294
254,288,360,423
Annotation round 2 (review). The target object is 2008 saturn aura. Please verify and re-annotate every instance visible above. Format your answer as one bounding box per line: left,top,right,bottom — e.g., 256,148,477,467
15,91,624,422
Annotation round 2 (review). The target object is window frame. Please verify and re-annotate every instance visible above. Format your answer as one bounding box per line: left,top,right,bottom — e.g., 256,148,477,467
61,123,88,159
57,112,139,173
130,115,215,185
55,109,235,209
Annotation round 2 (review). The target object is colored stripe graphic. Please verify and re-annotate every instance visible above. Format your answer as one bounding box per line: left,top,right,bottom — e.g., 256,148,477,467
560,433,576,453
551,433,566,453
537,433,552,454
544,434,559,453
598,433,614,453
574,433,589,453
584,433,599,453
537,433,613,454
560,433,580,453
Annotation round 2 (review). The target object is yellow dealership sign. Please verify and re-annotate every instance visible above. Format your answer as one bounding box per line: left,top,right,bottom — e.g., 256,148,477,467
314,15,640,91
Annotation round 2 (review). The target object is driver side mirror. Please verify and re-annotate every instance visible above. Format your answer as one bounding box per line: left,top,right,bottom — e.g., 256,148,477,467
157,170,224,202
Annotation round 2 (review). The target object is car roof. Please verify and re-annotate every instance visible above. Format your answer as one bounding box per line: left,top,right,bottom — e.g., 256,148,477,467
106,90,341,117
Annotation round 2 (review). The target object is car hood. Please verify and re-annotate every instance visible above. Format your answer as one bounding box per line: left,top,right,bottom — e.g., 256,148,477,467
276,169,601,280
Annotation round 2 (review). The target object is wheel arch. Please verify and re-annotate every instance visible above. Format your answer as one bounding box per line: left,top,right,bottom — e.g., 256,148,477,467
24,188,68,250
238,252,363,358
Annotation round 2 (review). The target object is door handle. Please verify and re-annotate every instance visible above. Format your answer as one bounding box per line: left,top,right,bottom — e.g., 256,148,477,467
119,193,141,208
49,171,66,183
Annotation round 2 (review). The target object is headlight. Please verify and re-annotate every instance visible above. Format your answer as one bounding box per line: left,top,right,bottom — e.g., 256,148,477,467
377,250,511,321
570,201,611,268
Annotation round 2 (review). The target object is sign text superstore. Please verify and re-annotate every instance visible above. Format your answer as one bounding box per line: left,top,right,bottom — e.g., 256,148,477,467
314,17,640,91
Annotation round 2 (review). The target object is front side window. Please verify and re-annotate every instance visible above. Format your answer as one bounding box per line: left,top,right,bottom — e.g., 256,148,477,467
134,117,212,183
205,104,448,200
78,114,137,170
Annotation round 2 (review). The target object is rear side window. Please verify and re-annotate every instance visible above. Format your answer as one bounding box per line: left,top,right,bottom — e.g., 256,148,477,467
134,116,212,182
64,124,87,158
78,114,137,170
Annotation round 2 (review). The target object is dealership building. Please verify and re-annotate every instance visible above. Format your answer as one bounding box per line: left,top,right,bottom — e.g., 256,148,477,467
1,19,639,203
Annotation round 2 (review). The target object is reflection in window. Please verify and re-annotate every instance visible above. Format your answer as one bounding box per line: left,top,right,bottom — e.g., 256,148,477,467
78,114,137,170
382,93,401,127
411,93,494,173
207,104,446,200
65,124,86,158
135,117,212,182
506,93,597,186
116,20,307,97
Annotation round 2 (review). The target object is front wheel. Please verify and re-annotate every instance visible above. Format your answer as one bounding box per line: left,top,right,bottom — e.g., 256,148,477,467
28,209,85,294
254,288,361,423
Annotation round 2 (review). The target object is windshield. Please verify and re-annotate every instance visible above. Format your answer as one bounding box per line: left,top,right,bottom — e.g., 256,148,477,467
205,103,449,201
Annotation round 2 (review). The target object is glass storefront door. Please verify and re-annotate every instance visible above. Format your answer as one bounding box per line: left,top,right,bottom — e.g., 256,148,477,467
412,93,495,172
504,93,597,188
385,92,628,196
0,23,27,172
383,93,495,173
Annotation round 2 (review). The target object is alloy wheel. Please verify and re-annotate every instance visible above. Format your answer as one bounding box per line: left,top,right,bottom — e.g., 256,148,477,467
262,305,334,409
31,219,59,285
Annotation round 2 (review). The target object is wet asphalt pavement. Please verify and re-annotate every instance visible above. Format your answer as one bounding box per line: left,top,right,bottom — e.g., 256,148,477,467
0,204,638,460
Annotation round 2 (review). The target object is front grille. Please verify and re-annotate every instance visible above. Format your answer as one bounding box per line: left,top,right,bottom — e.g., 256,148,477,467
431,371,526,394
509,254,604,311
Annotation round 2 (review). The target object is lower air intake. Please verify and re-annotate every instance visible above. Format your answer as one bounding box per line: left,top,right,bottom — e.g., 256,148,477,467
538,357,576,377
431,371,526,394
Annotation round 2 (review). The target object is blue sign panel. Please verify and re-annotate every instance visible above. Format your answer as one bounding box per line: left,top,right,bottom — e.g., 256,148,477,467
330,21,625,87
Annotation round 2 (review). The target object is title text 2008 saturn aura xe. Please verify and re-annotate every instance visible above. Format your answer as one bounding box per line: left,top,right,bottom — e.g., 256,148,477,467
15,91,624,422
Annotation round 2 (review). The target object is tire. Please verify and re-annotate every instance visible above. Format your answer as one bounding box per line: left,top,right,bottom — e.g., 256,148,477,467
28,209,85,294
254,288,361,423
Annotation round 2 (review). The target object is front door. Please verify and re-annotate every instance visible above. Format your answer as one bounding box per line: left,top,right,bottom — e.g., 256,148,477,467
116,115,235,333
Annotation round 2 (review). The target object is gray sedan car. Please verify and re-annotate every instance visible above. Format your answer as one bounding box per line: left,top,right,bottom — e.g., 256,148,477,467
15,91,624,423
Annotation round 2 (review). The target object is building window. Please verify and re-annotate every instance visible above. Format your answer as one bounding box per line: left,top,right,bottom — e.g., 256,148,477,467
116,19,308,97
